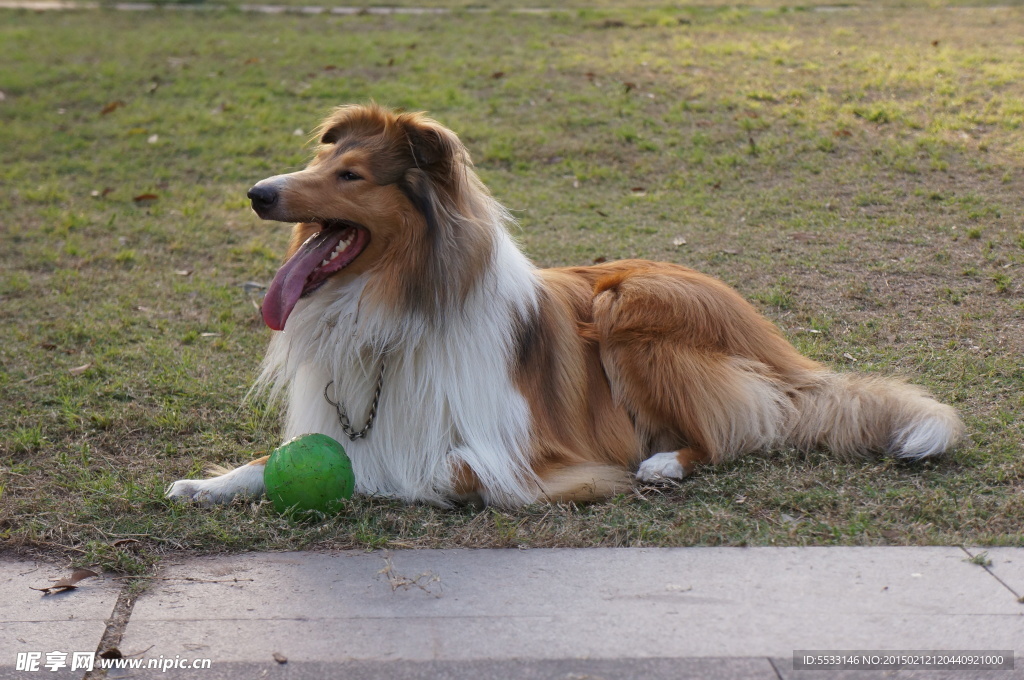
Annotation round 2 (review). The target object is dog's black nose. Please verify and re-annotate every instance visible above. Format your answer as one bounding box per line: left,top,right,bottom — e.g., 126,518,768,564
247,184,278,210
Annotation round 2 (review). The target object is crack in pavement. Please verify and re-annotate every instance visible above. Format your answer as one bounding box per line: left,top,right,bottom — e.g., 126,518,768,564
82,579,141,680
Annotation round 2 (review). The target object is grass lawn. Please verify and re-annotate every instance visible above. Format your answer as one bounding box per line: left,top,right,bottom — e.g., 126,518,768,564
1,2,1022,575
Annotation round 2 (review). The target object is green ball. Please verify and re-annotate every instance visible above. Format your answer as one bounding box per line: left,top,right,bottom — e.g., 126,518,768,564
264,433,355,514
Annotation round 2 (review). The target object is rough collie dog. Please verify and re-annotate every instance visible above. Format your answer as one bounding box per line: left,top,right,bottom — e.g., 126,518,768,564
167,104,962,508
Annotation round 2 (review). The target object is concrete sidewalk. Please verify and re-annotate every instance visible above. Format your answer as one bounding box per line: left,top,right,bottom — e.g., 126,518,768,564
2,547,1022,679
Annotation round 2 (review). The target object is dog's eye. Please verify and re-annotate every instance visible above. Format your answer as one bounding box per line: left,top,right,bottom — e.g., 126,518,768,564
339,171,363,182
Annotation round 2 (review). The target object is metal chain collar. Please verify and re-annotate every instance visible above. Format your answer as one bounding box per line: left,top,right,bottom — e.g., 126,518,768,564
323,358,386,441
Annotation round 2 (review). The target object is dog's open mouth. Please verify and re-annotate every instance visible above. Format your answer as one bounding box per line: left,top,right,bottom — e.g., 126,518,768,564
262,221,370,331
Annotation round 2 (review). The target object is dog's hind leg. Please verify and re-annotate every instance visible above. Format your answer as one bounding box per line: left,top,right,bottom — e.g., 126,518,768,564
166,456,268,505
611,346,797,479
590,266,811,478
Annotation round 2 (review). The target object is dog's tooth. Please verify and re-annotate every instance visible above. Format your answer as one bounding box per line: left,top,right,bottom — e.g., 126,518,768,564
320,235,354,267
332,240,350,259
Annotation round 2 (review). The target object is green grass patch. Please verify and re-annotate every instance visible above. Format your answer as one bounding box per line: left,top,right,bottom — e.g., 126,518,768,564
2,4,1023,573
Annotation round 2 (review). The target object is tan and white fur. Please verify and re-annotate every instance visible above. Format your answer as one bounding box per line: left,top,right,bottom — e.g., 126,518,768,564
166,104,962,508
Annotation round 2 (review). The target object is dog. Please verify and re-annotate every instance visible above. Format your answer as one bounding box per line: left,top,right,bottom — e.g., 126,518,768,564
166,104,963,508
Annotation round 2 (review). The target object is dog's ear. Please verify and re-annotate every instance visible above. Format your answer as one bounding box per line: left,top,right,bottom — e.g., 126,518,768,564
401,117,464,179
320,126,342,145
395,116,470,243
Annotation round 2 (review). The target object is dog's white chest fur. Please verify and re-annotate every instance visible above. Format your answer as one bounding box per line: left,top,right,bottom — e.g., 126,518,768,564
259,235,540,507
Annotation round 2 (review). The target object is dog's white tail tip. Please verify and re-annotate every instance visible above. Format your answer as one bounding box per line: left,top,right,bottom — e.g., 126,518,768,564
893,410,963,460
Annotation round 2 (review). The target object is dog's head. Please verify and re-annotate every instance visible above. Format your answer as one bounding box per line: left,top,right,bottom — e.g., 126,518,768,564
250,104,496,331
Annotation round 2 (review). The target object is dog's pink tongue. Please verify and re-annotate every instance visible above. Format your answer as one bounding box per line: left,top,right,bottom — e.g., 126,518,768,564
262,230,338,331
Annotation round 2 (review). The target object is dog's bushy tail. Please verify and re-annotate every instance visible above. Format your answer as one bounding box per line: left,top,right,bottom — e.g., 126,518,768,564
788,372,963,459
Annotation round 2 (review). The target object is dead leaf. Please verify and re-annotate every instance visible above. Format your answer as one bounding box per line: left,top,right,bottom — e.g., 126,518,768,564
111,538,140,549
490,71,505,79
593,256,607,264
31,568,98,595
623,81,636,93
69,364,92,376
721,248,741,255
672,236,687,247
272,652,288,664
99,648,122,660
199,332,221,338
833,129,852,137
790,232,816,242
843,352,858,362
175,269,193,276
323,65,337,71
100,101,125,115
133,193,158,204
630,186,646,194
244,57,261,65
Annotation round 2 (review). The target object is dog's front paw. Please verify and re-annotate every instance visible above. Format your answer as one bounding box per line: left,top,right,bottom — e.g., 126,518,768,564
636,451,687,483
165,478,223,506
165,463,267,506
